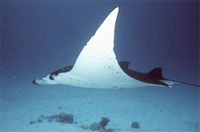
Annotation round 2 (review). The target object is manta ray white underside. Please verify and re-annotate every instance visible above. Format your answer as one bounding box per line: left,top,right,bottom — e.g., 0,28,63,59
34,7,150,88
33,7,199,89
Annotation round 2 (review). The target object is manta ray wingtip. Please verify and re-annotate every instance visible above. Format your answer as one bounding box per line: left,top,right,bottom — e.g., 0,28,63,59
114,7,119,13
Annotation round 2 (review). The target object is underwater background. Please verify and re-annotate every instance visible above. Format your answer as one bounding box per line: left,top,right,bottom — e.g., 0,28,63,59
1,0,199,131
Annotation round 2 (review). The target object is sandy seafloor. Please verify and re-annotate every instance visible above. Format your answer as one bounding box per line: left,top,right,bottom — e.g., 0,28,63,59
1,0,199,132
0,73,199,131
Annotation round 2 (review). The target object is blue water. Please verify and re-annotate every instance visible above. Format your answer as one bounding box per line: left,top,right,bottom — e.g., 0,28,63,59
1,1,199,131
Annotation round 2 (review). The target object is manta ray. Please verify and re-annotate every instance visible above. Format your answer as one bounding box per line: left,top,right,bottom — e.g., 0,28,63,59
33,7,199,89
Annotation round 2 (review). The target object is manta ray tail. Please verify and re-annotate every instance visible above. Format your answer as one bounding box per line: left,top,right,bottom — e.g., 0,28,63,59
161,79,200,88
150,67,200,88
146,67,174,87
